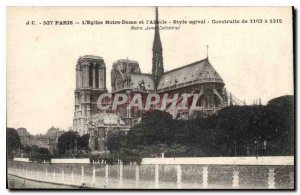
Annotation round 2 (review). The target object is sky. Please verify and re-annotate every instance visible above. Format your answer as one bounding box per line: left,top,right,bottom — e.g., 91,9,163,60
7,7,293,135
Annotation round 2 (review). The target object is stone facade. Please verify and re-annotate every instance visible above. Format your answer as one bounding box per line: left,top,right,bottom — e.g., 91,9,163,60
87,112,129,153
73,55,107,135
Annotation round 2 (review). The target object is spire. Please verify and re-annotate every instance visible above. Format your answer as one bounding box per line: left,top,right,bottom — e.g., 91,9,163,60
153,6,162,51
206,45,209,59
152,6,164,90
155,6,158,29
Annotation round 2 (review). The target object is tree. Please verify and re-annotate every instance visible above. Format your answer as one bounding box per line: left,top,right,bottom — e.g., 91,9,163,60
29,147,51,163
119,95,294,157
23,145,32,155
126,110,174,147
31,145,39,152
107,131,122,154
7,128,21,159
37,147,51,163
78,134,90,151
57,131,80,156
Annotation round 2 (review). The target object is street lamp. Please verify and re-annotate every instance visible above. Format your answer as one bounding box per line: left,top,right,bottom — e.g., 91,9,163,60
75,138,78,156
263,140,267,156
102,137,106,158
254,140,258,159
234,140,237,157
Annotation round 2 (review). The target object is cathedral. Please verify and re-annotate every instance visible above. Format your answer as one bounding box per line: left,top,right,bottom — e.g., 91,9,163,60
73,7,228,152
110,7,228,125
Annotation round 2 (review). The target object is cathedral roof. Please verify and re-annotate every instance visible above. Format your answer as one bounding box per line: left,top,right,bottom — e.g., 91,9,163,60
130,73,154,90
126,58,223,92
157,58,224,89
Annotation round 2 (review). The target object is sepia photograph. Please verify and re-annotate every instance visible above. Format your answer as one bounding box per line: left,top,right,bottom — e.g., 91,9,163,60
6,6,294,190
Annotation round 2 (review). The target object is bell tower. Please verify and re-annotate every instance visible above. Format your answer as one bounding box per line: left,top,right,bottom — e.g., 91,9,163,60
73,55,107,135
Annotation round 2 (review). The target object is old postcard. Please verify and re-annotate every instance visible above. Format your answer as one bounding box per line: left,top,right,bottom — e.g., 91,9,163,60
6,6,294,189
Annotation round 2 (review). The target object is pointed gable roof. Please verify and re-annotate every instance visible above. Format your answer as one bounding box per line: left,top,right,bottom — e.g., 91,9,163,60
157,58,224,89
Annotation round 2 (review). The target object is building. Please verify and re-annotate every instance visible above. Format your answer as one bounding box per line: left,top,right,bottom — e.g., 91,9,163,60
16,128,32,147
16,127,64,154
110,7,228,123
46,126,64,137
88,112,129,153
72,56,107,135
72,7,228,152
45,126,65,153
31,135,51,149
